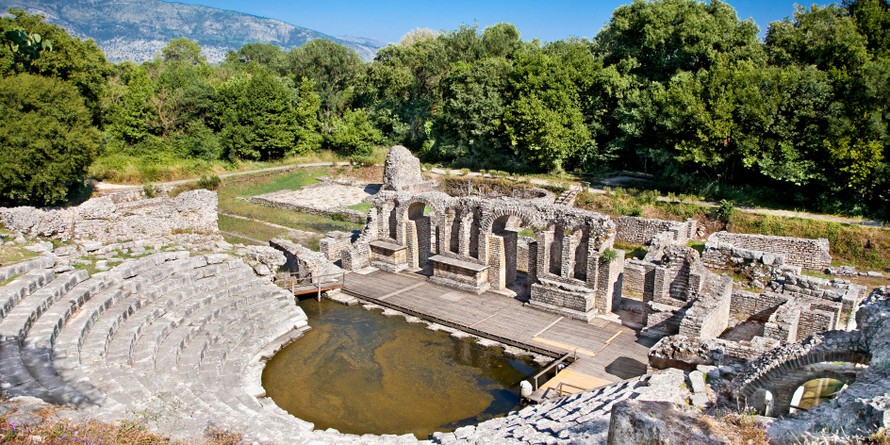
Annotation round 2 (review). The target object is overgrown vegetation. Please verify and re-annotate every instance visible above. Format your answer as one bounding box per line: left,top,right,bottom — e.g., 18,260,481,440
0,406,248,444
2,1,886,220
574,187,889,270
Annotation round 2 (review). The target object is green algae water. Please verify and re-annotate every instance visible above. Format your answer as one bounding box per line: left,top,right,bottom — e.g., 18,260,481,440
262,299,538,439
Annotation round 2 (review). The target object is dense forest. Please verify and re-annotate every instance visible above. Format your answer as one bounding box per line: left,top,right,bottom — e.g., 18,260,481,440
0,0,888,220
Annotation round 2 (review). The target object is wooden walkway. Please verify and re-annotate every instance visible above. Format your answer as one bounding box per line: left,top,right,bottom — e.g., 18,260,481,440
342,270,653,392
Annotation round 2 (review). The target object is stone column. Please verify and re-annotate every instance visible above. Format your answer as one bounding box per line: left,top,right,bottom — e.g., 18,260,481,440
406,221,420,269
503,231,517,285
489,235,506,291
538,231,553,279
596,250,625,315
528,240,538,285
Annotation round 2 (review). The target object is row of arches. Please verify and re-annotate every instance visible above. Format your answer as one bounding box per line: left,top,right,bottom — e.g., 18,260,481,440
365,192,618,316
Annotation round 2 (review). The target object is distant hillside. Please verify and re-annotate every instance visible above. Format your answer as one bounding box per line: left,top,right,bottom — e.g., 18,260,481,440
0,0,385,62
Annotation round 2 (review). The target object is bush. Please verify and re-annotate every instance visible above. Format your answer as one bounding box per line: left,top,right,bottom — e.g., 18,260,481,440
197,174,221,190
715,199,735,223
142,183,157,198
0,73,99,205
600,248,618,263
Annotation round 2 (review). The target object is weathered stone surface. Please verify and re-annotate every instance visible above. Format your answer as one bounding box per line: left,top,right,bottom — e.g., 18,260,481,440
382,145,425,192
0,189,218,244
607,400,731,445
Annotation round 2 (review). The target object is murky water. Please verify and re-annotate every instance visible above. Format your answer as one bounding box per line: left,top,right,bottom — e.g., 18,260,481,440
262,299,539,439
797,378,846,410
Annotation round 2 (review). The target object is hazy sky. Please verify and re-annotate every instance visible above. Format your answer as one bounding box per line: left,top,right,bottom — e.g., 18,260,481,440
169,0,824,44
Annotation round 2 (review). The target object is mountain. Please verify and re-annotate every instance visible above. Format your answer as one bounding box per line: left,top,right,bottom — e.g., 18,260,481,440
0,0,385,62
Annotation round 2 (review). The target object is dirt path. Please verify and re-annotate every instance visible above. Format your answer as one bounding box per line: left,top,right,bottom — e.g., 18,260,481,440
94,162,352,192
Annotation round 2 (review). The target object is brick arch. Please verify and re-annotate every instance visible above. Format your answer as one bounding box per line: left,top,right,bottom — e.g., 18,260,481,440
479,208,541,235
733,330,870,417
394,196,445,222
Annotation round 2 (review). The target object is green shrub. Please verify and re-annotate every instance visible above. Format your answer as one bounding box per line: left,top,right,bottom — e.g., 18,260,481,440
143,183,157,198
197,175,221,190
715,199,735,223
600,248,618,263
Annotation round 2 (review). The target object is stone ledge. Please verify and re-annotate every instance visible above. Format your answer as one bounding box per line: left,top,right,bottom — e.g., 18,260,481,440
369,240,407,252
428,255,489,272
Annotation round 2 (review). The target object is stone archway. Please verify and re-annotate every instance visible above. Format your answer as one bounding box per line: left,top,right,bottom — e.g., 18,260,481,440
733,330,870,417
480,209,540,293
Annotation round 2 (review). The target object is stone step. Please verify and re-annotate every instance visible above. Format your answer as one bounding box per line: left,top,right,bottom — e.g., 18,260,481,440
0,269,56,319
76,258,208,366
0,270,88,341
0,256,55,282
119,277,256,368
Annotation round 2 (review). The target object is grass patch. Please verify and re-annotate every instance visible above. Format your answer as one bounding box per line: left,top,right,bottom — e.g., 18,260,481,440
346,201,373,213
89,148,373,185
615,241,648,260
687,240,706,254
0,244,37,268
218,214,290,244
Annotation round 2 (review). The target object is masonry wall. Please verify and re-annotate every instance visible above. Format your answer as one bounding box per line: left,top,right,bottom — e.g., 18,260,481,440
622,259,649,297
730,291,788,322
708,231,831,270
614,217,696,245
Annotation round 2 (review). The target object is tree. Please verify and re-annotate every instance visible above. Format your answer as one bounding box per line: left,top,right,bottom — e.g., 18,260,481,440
217,71,320,160
503,48,591,172
594,0,763,83
433,58,512,163
286,39,363,120
766,5,870,70
326,108,382,156
0,73,99,205
159,37,206,65
0,9,110,124
225,42,285,71
104,62,156,143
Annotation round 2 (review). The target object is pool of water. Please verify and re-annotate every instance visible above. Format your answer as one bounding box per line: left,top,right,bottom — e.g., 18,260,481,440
262,299,539,439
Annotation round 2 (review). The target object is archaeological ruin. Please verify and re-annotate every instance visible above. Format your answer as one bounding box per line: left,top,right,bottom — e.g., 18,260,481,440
0,145,886,444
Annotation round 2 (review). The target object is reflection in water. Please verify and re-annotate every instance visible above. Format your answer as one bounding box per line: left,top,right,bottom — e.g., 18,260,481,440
796,378,846,411
262,299,538,439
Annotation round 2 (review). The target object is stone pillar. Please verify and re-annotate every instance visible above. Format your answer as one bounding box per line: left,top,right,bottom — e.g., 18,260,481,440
562,233,577,280
596,250,625,315
539,231,553,278
459,212,473,257
528,240,538,285
406,221,420,269
503,231,517,285
489,235,506,291
415,217,431,267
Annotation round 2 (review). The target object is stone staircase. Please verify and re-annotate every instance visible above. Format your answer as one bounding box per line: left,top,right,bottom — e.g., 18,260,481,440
0,251,418,444
553,186,582,207
431,376,651,444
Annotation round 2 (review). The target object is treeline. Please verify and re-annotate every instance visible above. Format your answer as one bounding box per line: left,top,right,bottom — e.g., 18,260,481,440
0,0,888,220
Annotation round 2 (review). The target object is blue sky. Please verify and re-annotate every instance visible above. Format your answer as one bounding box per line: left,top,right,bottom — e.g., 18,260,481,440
170,0,825,44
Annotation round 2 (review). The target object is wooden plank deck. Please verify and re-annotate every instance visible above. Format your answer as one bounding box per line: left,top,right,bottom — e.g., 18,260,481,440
342,270,653,390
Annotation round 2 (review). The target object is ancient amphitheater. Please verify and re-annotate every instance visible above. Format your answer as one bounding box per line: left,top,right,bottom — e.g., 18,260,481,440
0,147,887,444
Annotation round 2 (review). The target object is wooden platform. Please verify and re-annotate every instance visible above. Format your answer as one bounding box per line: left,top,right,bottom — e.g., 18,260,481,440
342,270,653,392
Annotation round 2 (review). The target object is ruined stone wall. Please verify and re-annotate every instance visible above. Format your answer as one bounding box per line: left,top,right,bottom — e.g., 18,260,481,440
0,190,218,244
270,238,342,281
678,273,733,339
614,217,696,245
797,306,836,339
708,231,831,270
648,334,778,370
622,259,651,297
319,231,353,262
730,291,788,322
763,301,802,342
516,236,532,273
